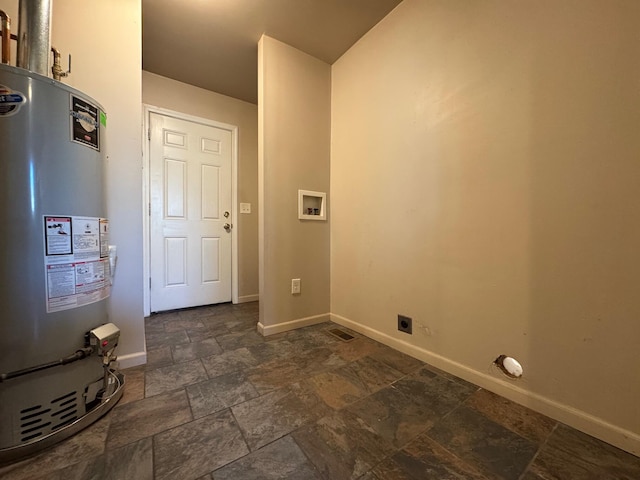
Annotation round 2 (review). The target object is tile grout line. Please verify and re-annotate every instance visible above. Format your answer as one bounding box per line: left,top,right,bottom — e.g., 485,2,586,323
418,405,494,480
517,421,559,480
287,430,329,480
223,407,253,468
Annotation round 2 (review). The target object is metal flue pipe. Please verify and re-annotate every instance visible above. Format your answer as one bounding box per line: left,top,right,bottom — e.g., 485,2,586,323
17,0,52,75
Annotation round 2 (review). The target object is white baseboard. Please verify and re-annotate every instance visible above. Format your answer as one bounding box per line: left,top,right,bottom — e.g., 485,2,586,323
237,294,259,304
258,313,330,337
330,313,640,457
116,351,147,369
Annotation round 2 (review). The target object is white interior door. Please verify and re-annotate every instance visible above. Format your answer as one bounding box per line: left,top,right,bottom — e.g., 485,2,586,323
149,112,232,312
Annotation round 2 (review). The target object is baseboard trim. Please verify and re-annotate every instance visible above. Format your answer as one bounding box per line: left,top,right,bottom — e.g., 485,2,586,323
116,351,147,369
237,294,259,304
258,313,330,337
330,313,640,457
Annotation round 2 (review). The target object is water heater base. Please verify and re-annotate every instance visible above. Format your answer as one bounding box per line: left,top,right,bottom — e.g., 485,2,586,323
0,370,125,465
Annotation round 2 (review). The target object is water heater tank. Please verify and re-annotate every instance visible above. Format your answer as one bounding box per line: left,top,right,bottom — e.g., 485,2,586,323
0,63,123,462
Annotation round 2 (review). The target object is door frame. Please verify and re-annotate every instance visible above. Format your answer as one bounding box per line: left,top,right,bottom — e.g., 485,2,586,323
142,104,239,316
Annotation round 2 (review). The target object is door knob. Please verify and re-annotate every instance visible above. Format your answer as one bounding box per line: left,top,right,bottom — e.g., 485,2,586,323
223,223,231,231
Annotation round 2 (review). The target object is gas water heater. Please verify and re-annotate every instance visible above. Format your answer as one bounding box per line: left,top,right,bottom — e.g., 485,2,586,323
0,1,124,463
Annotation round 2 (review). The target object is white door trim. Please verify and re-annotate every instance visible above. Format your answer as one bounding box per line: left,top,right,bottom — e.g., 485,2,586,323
142,104,239,316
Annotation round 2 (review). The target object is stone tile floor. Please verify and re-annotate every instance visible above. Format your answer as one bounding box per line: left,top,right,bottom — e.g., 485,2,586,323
2,302,639,479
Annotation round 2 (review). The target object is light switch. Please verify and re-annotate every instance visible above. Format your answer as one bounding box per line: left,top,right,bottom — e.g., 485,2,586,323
240,203,251,214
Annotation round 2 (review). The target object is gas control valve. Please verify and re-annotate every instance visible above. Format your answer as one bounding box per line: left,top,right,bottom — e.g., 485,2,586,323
89,323,120,357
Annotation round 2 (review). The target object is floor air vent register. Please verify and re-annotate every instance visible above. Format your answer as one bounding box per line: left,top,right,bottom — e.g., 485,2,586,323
327,328,356,342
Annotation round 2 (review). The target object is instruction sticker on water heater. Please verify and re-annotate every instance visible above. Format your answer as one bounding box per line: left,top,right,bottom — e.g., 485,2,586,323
43,215,111,313
70,95,100,151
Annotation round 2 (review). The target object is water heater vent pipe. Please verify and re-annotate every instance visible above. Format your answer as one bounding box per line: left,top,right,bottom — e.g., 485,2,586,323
17,0,52,75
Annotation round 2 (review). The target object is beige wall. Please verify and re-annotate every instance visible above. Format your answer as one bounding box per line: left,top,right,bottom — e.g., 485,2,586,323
142,71,259,300
331,0,640,454
258,36,331,331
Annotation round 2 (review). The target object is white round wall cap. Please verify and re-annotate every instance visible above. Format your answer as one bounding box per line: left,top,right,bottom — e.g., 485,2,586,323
494,354,523,379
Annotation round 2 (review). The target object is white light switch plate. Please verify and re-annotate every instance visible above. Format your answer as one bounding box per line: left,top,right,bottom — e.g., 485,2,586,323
240,203,251,214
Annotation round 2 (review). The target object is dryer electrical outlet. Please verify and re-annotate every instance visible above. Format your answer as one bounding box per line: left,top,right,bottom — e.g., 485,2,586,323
398,315,412,334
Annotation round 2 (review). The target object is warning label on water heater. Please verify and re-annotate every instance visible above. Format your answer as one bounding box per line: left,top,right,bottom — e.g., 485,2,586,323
43,215,111,313
70,95,100,151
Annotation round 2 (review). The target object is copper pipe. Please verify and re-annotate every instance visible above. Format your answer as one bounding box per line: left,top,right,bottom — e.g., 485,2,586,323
51,46,70,81
0,10,10,64
51,46,62,79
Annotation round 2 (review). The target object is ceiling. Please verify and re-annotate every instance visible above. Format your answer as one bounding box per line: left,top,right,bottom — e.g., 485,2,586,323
142,0,402,104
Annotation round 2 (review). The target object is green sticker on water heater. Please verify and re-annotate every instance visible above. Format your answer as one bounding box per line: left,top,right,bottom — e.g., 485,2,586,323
100,110,107,127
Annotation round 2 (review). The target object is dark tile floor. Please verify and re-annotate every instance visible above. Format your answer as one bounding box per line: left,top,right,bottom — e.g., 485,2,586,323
2,302,640,479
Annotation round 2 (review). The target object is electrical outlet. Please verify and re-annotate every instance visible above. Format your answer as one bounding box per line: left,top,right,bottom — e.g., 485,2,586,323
398,314,412,334
291,278,301,294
